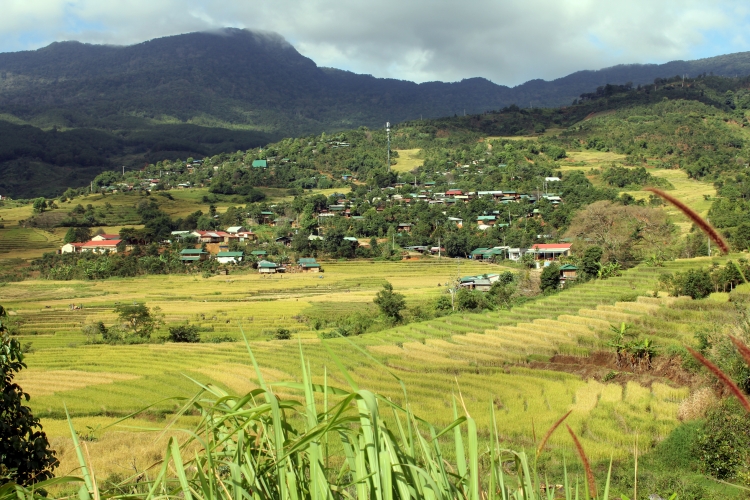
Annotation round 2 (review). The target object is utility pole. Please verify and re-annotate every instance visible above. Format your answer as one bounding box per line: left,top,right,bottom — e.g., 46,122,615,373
386,122,391,173
122,165,125,177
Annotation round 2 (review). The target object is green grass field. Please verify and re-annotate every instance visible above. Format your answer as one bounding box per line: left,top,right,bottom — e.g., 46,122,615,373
3,254,743,479
558,151,628,171
392,149,423,173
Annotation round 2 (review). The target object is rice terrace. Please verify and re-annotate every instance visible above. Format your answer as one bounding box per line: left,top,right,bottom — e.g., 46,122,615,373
5,18,750,500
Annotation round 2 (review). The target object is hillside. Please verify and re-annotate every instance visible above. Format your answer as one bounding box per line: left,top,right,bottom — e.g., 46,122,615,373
5,29,750,197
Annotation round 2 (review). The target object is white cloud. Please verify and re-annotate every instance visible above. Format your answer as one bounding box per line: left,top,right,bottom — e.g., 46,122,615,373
1,0,749,86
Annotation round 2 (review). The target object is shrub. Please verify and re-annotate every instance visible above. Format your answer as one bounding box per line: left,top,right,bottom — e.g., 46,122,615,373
168,324,201,343
670,268,713,299
697,398,750,480
274,328,291,340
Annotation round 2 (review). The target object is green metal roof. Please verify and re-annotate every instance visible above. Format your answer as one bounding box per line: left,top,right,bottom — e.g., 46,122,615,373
470,248,489,255
252,160,268,168
558,264,578,271
250,250,267,255
298,258,317,264
258,260,278,268
180,249,206,255
217,252,244,257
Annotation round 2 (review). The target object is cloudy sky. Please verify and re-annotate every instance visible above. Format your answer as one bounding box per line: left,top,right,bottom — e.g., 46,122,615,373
2,0,749,86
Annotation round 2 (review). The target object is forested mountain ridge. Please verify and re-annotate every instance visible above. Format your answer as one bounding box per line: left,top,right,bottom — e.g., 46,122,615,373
5,28,750,133
4,28,750,197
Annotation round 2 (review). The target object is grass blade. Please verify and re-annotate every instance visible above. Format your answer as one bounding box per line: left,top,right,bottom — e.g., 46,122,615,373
687,346,750,412
566,424,596,499
645,187,729,253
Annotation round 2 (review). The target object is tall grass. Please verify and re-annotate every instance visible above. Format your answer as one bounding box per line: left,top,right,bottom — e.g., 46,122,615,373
1,335,618,500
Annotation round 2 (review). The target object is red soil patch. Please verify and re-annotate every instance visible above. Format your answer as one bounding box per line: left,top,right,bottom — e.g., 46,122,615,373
527,351,701,388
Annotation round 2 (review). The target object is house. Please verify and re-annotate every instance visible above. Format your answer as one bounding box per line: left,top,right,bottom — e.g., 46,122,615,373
445,189,463,196
252,160,268,168
531,243,572,261
259,211,275,224
298,257,321,272
91,234,120,242
507,248,530,261
192,231,231,244
276,236,293,247
343,237,360,247
397,223,412,233
170,231,192,241
459,275,493,292
81,239,122,253
559,264,577,285
257,260,279,273
476,215,497,226
470,248,489,259
216,251,244,264
226,226,247,234
235,231,256,242
180,249,208,262
60,242,85,254
271,217,294,227
470,247,507,260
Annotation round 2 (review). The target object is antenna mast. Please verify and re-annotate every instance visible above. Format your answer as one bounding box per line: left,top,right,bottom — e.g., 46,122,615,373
386,122,391,172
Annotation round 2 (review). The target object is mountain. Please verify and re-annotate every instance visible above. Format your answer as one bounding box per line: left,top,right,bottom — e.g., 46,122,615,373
2,28,750,198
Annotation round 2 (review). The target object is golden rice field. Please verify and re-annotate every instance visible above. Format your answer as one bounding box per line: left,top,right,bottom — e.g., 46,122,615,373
3,254,743,479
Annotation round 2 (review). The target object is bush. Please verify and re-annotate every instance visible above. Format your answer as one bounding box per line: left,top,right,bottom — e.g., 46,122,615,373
168,324,201,343
697,398,750,481
670,268,713,299
274,328,291,340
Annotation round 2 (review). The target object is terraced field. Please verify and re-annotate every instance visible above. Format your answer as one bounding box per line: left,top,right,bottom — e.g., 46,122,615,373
5,254,741,478
0,227,62,259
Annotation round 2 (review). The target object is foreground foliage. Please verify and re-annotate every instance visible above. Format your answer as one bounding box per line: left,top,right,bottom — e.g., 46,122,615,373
0,306,58,486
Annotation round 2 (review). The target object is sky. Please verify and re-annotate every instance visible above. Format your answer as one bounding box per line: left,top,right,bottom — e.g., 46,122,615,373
2,0,750,87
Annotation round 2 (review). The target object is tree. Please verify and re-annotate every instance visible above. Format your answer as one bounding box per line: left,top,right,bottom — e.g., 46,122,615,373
0,305,58,485
735,222,750,251
540,263,560,293
671,268,713,299
63,226,92,244
32,198,47,214
565,201,674,268
373,282,406,322
581,246,603,279
168,324,200,343
114,303,157,340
